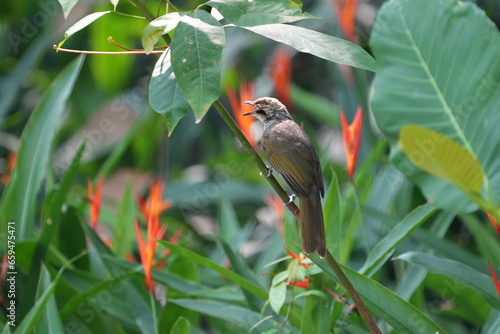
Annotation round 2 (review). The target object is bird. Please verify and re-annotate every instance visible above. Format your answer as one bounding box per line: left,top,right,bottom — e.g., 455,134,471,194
243,97,326,257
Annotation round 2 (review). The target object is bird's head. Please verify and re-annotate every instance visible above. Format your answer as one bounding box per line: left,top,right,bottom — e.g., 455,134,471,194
242,97,291,122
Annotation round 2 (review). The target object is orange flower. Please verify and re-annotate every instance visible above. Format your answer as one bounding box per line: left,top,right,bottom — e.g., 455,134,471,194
135,219,166,292
340,107,363,180
486,212,500,235
228,81,257,149
284,278,309,289
285,247,311,269
87,175,103,230
271,48,293,108
137,179,172,222
488,261,500,298
1,153,17,185
332,0,358,43
135,179,173,292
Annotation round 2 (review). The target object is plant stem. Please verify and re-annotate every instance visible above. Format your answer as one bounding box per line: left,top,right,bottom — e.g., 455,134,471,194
324,251,381,334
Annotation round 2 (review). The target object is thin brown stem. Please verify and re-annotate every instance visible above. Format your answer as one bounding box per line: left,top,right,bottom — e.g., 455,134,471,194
53,45,164,55
324,251,381,334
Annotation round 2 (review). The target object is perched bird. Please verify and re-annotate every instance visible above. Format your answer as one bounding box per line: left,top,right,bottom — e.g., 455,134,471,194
243,97,326,257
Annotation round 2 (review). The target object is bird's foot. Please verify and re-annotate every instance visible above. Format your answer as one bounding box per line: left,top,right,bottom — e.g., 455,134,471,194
284,194,296,206
260,166,274,178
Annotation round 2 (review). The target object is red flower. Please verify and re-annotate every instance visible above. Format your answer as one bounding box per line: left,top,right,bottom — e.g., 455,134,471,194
87,175,103,230
271,48,293,108
488,261,500,298
285,247,311,269
332,0,358,43
284,278,309,289
486,212,500,236
136,179,172,222
228,81,257,149
134,179,173,292
1,152,17,185
340,107,363,180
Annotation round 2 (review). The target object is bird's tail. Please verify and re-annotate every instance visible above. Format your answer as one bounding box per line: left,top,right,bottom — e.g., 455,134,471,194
299,191,326,257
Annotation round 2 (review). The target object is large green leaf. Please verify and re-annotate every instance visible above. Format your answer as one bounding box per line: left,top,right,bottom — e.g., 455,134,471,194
142,12,182,54
0,55,84,242
171,10,225,121
396,252,500,309
149,49,189,135
309,254,446,333
205,0,314,26
243,24,376,72
370,0,500,212
399,125,484,193
358,203,436,277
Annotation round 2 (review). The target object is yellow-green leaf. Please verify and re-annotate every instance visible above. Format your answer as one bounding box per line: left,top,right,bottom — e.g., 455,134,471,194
399,125,483,193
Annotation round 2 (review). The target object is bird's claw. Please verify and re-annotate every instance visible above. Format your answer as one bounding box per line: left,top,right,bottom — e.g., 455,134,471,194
260,166,274,178
284,194,296,206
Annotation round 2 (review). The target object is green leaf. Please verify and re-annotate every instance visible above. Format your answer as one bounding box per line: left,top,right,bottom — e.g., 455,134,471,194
169,299,275,332
243,24,376,72
323,169,342,259
309,254,446,334
157,241,268,300
57,0,79,19
205,0,315,26
34,267,64,333
396,252,500,309
400,125,483,193
269,281,286,314
358,203,436,276
142,12,182,54
58,11,112,48
149,49,189,135
0,55,84,242
15,256,81,334
171,10,225,121
112,181,135,258
370,0,500,212
170,317,190,334
0,28,49,118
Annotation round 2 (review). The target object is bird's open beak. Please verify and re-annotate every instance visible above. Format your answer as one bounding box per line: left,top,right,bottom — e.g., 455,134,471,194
242,101,257,116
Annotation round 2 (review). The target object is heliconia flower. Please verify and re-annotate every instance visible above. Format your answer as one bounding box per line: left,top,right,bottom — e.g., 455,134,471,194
488,261,500,298
486,212,500,235
271,48,293,108
285,247,311,269
134,179,173,293
227,81,257,149
332,0,359,43
87,174,103,230
284,278,309,289
136,179,172,222
340,107,363,180
135,218,167,292
0,152,17,185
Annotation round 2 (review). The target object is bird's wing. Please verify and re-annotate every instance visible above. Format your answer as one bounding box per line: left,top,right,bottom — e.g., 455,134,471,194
263,121,323,197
